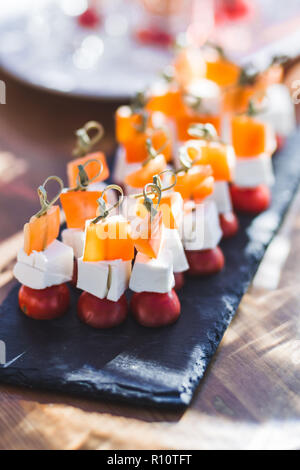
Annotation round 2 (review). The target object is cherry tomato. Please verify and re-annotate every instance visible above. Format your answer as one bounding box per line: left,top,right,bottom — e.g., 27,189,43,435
78,8,101,29
78,292,128,329
219,212,239,238
131,290,181,328
18,284,70,320
135,28,173,47
186,247,225,276
174,272,185,291
230,184,271,214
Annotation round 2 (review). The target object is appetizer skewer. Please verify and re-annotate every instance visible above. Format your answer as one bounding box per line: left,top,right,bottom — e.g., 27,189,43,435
185,123,239,238
77,186,133,329
130,183,181,327
14,176,73,320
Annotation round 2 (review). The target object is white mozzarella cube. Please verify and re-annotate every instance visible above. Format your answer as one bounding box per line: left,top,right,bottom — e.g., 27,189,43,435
77,257,109,299
186,79,221,115
14,240,74,289
107,260,132,302
234,154,275,188
210,181,233,215
183,200,222,251
260,84,296,137
130,250,175,294
161,228,189,273
62,228,85,259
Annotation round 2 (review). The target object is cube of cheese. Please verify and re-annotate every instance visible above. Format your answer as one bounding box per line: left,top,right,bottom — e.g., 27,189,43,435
161,228,189,273
234,154,275,188
260,84,296,138
107,260,132,302
77,258,131,301
14,240,73,289
62,228,85,258
130,250,175,294
210,181,233,214
183,200,222,251
186,79,221,115
77,257,109,299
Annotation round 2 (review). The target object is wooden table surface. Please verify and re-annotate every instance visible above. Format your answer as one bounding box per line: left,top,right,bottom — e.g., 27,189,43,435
0,71,300,451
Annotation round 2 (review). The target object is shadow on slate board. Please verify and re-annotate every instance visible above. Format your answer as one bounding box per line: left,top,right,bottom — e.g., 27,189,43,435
1,130,300,409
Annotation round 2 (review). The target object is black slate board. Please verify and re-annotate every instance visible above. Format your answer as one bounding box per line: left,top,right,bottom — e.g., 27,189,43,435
1,131,300,409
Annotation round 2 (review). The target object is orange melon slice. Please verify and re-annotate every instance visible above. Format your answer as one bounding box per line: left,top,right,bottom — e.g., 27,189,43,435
193,176,215,202
123,127,172,164
190,141,235,182
231,115,270,157
24,205,60,255
205,59,241,88
135,192,183,229
67,152,109,189
176,112,221,142
60,190,103,230
132,211,163,259
175,165,213,201
125,154,167,188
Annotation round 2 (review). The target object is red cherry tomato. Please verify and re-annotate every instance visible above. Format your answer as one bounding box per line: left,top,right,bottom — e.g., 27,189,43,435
215,0,251,23
78,292,128,329
186,247,225,276
131,290,181,328
230,184,271,214
18,284,70,320
78,8,101,29
219,212,239,238
174,272,185,291
135,28,173,47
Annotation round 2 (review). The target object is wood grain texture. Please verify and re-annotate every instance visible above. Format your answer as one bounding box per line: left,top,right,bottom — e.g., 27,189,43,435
0,71,300,450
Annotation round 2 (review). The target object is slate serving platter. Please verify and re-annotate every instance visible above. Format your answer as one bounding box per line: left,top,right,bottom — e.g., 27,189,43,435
1,131,300,409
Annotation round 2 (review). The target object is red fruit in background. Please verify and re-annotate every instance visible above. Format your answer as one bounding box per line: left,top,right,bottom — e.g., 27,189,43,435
78,292,128,329
219,212,239,238
19,284,70,320
78,8,101,29
136,28,173,47
174,272,185,291
230,184,271,214
215,0,252,23
186,247,225,276
131,290,181,328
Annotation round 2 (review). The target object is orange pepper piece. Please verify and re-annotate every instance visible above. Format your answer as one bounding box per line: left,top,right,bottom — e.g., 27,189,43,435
125,154,167,189
60,190,103,230
176,112,221,142
231,115,270,157
146,85,185,118
190,141,234,182
67,152,109,189
193,176,215,202
222,85,256,114
116,106,149,143
83,216,134,262
132,211,163,259
175,165,213,201
135,192,183,229
205,59,241,88
123,127,172,164
24,205,60,255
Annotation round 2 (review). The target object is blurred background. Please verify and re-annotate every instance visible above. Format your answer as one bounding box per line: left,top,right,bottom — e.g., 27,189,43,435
1,0,300,266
